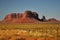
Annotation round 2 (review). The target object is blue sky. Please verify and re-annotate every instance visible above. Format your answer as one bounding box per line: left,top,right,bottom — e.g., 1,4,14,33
0,0,60,20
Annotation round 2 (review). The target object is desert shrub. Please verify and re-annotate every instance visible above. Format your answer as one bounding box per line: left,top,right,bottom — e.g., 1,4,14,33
0,38,6,40
16,38,25,40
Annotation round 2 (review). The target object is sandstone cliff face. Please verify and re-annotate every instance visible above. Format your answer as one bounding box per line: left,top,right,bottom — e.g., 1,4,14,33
3,11,40,23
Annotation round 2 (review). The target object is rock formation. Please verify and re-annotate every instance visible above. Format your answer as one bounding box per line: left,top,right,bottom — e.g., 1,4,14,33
2,11,41,23
22,11,38,19
1,10,60,23
48,18,59,22
39,16,46,22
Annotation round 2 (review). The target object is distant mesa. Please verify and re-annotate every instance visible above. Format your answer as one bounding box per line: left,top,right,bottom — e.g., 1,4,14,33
0,10,60,23
48,18,59,22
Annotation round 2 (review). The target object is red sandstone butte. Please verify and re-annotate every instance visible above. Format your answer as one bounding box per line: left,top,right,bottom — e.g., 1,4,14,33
1,10,60,23
2,11,41,23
